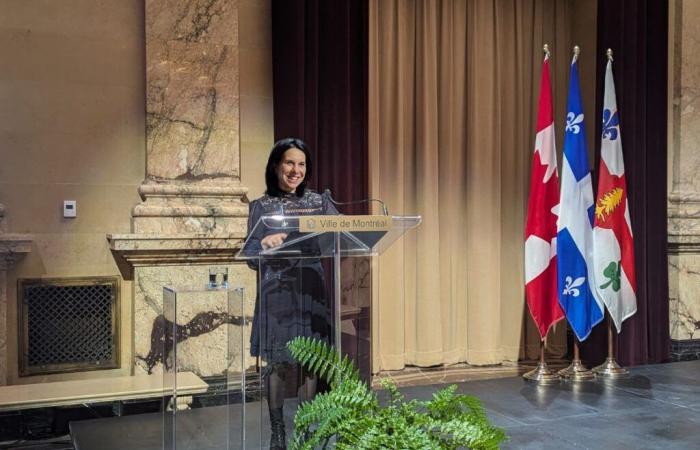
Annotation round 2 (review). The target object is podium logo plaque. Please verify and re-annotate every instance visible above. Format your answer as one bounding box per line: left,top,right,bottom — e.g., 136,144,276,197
299,215,391,232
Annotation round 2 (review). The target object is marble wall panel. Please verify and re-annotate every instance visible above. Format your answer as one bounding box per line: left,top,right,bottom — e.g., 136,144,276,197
0,267,7,385
668,0,700,352
669,254,700,340
145,0,240,182
133,263,256,377
238,0,273,201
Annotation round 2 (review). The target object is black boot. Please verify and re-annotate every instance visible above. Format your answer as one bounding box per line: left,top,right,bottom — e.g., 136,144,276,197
269,407,286,450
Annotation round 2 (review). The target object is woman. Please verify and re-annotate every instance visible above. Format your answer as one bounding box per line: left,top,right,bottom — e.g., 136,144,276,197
246,138,338,450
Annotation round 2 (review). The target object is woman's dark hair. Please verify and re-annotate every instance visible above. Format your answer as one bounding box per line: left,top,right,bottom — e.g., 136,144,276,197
264,137,313,197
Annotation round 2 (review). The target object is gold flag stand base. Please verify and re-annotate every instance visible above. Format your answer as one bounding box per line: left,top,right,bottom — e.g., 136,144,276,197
558,359,595,381
523,361,560,385
559,341,594,381
594,315,629,378
593,357,629,378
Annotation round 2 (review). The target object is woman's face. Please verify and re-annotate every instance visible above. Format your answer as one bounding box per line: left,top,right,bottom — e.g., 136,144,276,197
275,147,306,193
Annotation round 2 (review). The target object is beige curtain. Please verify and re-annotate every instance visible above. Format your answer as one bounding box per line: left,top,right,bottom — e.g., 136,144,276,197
369,0,583,370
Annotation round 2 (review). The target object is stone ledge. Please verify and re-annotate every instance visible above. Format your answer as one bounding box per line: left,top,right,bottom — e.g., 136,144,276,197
137,182,249,201
107,233,247,280
668,192,700,204
668,233,700,253
132,204,248,217
670,339,700,362
0,234,33,267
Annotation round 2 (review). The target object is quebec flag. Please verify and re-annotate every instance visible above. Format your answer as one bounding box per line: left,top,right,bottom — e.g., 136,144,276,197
556,54,604,341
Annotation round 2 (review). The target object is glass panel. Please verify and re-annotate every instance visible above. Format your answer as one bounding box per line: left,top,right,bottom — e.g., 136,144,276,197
226,286,250,450
162,285,250,450
369,216,422,255
162,287,176,450
236,215,422,445
338,255,372,382
237,215,421,259
251,251,335,448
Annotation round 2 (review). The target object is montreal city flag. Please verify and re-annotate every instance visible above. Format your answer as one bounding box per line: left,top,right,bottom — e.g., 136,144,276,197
592,58,637,332
556,54,604,341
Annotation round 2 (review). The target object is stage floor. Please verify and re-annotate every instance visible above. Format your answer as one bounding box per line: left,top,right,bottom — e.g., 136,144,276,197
398,359,700,449
69,359,700,449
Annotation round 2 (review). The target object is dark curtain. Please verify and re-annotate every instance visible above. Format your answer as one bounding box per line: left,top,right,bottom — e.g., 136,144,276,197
271,0,370,379
271,0,368,213
582,0,670,366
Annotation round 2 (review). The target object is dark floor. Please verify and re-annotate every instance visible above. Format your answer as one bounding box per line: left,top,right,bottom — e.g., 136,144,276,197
4,360,699,449
398,359,700,449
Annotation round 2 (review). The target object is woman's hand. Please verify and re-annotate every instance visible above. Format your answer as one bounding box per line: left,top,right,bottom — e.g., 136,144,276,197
261,233,288,249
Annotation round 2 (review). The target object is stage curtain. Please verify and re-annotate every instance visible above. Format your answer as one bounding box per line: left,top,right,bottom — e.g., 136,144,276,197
271,0,368,211
270,0,373,379
368,0,574,369
580,0,670,367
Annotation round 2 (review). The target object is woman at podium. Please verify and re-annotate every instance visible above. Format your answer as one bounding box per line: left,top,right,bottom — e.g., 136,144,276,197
246,137,338,449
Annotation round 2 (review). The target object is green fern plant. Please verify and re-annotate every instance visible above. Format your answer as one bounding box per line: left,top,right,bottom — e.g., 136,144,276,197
287,337,507,450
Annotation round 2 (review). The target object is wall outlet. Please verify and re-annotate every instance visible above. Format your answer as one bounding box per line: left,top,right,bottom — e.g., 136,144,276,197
63,200,77,218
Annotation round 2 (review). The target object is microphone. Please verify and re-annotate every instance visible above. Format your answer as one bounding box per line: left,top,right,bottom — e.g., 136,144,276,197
323,189,389,216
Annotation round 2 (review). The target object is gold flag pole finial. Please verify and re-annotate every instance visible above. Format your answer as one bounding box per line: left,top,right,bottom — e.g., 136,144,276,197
573,45,581,62
607,48,614,61
543,43,550,58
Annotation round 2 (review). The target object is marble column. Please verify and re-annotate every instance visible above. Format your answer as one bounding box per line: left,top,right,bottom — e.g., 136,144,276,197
109,0,255,377
136,0,247,234
0,205,32,385
668,0,700,361
0,204,5,384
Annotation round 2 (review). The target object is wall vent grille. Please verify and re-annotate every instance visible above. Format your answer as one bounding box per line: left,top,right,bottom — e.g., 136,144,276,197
18,277,119,376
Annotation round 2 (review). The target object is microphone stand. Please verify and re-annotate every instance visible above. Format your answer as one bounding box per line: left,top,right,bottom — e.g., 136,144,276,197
323,189,389,216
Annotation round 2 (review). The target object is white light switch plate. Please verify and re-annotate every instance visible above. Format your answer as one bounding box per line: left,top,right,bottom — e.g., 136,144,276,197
63,200,77,218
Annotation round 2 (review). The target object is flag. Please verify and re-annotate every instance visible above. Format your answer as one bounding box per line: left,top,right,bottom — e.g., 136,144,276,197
525,53,564,339
557,54,604,341
593,58,637,332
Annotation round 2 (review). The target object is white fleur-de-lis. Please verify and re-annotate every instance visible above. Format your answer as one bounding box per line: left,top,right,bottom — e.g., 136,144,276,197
566,112,584,134
562,275,586,297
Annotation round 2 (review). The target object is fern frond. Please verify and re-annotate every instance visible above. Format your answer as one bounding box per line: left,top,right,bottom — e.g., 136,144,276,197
287,336,361,386
287,337,507,450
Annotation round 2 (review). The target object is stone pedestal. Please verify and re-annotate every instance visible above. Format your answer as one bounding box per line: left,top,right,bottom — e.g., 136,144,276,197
668,196,700,360
108,0,256,378
108,234,255,375
668,0,700,361
0,220,33,385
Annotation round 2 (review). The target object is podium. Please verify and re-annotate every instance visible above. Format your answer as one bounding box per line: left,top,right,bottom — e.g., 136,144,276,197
235,213,420,448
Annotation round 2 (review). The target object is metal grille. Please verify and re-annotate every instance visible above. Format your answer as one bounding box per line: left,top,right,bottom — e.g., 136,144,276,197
18,277,119,376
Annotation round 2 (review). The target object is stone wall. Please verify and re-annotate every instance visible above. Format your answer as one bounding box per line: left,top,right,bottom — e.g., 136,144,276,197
0,0,145,385
668,0,700,360
0,0,273,385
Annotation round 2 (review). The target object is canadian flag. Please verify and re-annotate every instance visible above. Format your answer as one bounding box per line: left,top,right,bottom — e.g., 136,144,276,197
525,54,564,339
593,58,637,331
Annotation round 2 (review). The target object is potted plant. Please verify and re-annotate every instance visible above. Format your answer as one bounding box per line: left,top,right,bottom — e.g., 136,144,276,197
287,337,507,449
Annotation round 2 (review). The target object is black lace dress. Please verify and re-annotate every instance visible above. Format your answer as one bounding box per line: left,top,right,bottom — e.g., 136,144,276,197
246,190,338,363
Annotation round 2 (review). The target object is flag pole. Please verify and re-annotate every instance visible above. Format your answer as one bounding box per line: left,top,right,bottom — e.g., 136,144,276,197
556,44,595,381
523,333,561,385
593,312,629,377
558,338,595,381
522,42,560,385
592,47,629,379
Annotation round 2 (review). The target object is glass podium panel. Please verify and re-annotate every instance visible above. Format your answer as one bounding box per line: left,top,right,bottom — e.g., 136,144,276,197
235,212,421,447
162,285,254,449
237,215,422,259
249,255,334,448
